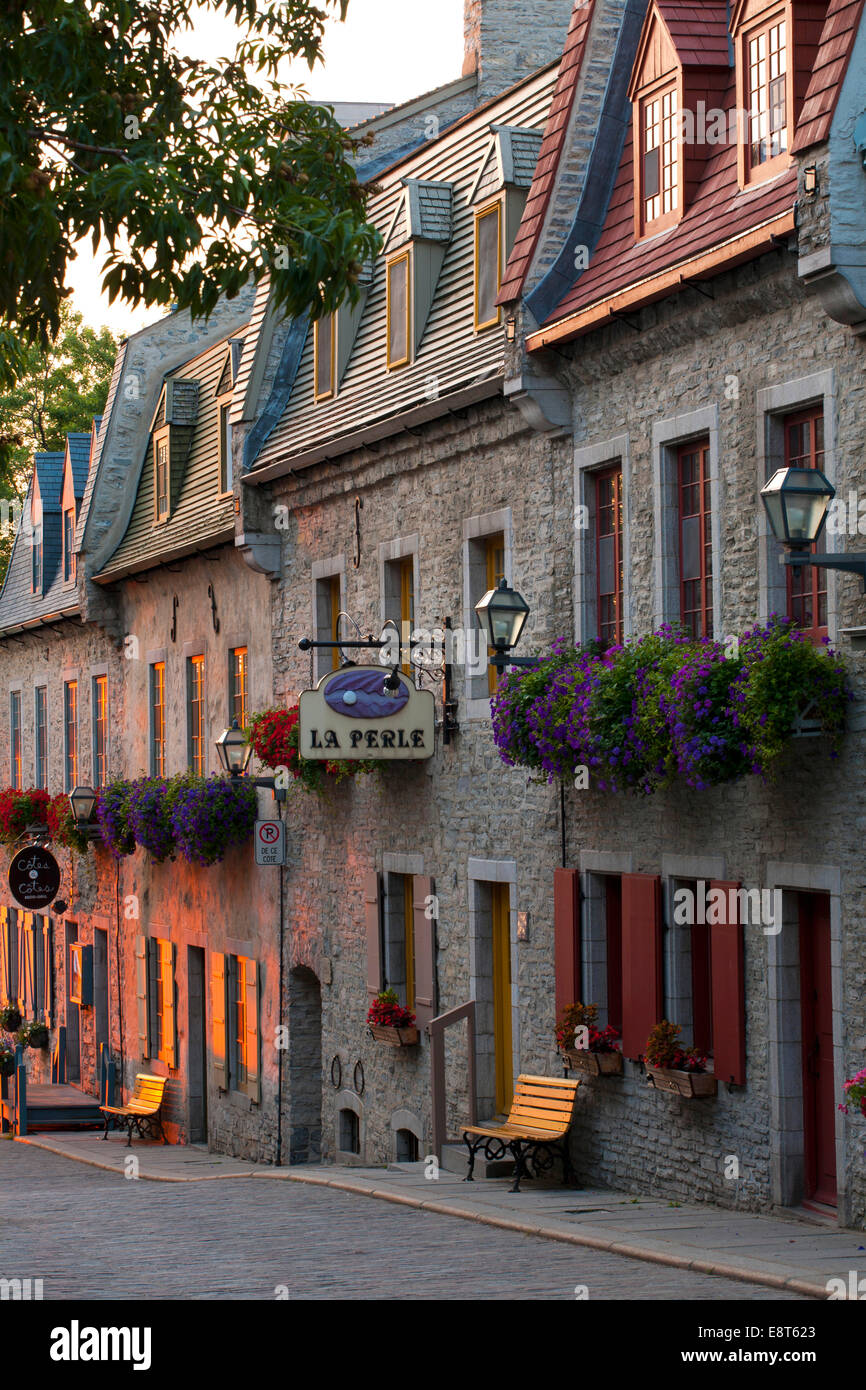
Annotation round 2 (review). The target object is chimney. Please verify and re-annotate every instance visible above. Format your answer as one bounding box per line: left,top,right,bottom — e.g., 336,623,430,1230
463,0,576,103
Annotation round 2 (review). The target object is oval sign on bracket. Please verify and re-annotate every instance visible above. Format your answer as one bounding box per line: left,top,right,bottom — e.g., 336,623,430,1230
8,845,61,910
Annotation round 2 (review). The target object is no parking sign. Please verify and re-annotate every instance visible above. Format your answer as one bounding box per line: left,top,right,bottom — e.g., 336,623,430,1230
254,819,285,866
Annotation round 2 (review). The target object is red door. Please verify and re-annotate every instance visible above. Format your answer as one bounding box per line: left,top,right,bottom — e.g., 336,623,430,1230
798,894,836,1207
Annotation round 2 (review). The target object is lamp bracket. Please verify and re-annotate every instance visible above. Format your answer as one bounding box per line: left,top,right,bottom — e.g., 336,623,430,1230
785,551,866,591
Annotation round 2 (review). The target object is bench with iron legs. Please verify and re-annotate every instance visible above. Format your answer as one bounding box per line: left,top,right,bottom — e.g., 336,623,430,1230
462,1073,581,1193
100,1073,169,1147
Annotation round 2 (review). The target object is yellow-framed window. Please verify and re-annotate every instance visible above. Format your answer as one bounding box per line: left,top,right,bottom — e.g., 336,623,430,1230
92,674,108,788
475,201,502,331
314,314,336,400
485,533,505,695
399,555,414,676
154,431,170,520
150,662,166,777
218,398,233,494
230,646,248,727
386,251,411,368
328,574,341,670
187,654,205,775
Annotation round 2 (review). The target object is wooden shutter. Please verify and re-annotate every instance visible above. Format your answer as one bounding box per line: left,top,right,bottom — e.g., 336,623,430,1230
211,952,227,1090
162,942,177,1070
0,908,8,1007
41,919,53,1025
135,934,150,1060
241,957,261,1102
364,871,383,998
621,874,663,1060
147,939,159,1058
20,915,35,1017
554,869,581,1019
709,881,746,1086
412,875,436,1028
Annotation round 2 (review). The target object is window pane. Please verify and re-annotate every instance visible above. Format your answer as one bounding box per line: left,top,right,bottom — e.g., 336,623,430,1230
315,315,334,397
476,207,501,328
388,257,409,365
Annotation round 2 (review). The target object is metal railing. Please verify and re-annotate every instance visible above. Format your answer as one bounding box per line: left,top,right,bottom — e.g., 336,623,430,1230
427,1000,477,1161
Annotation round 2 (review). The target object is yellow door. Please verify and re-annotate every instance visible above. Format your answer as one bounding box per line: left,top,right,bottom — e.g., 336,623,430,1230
492,883,513,1113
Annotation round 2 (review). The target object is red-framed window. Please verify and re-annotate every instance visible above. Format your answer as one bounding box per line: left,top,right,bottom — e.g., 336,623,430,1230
784,405,827,642
678,439,713,638
595,466,623,646
640,84,679,233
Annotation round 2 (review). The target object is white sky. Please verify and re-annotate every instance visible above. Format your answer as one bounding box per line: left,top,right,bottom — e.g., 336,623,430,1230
67,0,465,338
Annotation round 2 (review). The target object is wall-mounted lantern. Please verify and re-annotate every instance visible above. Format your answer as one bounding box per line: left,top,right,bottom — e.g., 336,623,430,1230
761,467,866,589
475,578,536,670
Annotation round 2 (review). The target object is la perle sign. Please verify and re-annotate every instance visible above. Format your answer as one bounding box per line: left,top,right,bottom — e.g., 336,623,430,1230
299,666,435,760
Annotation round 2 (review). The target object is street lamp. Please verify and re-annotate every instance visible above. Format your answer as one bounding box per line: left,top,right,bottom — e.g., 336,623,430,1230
68,785,97,826
215,719,253,777
475,578,536,670
760,467,866,589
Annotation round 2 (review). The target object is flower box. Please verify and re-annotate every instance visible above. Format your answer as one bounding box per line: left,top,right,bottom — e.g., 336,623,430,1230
563,1048,623,1076
369,1025,419,1047
645,1064,717,1098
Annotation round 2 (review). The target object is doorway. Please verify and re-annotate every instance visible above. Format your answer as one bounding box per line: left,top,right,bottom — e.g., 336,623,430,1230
798,893,836,1208
187,946,207,1144
288,967,322,1164
491,883,513,1114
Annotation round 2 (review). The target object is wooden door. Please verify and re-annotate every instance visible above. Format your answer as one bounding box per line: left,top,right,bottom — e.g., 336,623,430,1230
799,893,836,1207
491,883,513,1114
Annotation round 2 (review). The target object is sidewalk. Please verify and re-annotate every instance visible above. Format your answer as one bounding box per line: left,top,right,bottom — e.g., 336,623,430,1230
15,1131,866,1298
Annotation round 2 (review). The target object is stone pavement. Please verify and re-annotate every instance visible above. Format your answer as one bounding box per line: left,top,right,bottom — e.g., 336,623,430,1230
14,1132,866,1298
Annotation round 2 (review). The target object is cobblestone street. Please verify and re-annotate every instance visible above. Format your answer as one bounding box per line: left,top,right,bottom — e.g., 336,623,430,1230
0,1142,806,1300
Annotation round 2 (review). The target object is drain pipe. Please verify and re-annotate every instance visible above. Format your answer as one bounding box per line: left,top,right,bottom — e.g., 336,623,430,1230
275,804,286,1167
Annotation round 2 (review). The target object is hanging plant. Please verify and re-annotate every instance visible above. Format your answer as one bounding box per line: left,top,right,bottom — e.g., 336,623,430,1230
96,781,136,857
45,794,91,854
169,775,259,866
491,617,850,794
127,777,179,862
248,705,376,795
839,1069,866,1119
0,787,51,844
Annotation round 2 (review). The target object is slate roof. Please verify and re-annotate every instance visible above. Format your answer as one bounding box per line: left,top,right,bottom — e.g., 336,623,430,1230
654,0,731,67
0,452,78,634
793,0,865,151
405,179,454,243
498,0,596,303
66,433,92,495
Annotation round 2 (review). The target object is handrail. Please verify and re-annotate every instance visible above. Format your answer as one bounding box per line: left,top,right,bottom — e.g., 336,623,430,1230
427,1000,477,1161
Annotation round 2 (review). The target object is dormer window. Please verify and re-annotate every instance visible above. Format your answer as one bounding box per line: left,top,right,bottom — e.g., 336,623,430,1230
746,17,787,173
386,251,411,369
475,200,502,331
639,84,679,233
314,314,336,400
154,428,170,521
63,507,76,583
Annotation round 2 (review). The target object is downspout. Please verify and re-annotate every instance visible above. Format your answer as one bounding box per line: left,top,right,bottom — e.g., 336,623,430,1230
275,805,286,1166
114,859,125,1093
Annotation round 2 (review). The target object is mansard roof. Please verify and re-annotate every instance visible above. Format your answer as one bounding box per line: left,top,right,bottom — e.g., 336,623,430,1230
0,451,77,634
793,0,865,150
521,0,863,347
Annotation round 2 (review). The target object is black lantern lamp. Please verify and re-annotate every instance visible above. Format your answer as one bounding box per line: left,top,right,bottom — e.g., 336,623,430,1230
215,719,252,777
68,785,97,826
761,467,866,589
475,578,536,670
382,666,402,698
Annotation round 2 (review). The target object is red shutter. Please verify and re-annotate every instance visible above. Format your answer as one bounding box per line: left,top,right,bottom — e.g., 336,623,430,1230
621,874,663,1060
364,871,383,999
709,880,746,1086
412,875,436,1029
554,869,581,1020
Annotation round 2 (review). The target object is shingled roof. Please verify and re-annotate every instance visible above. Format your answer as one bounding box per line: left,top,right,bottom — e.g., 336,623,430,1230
0,451,79,634
792,0,865,150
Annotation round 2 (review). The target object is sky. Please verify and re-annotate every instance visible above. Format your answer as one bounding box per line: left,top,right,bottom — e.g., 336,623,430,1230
67,0,465,339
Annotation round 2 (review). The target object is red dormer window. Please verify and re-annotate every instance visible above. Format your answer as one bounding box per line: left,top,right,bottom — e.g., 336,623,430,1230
733,1,802,187
747,16,788,172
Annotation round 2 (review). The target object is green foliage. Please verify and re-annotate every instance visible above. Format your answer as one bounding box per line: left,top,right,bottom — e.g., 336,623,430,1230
0,0,380,380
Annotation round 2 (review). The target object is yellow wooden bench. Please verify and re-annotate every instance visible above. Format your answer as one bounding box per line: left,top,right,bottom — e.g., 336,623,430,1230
100,1073,169,1147
462,1073,580,1192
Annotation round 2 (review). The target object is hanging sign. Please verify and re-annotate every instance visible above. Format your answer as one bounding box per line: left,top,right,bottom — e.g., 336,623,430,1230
8,845,61,910
299,667,435,760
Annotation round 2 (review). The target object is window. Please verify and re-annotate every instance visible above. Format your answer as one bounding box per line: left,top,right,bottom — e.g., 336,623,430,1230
150,662,166,777
315,573,342,677
92,675,108,788
30,507,42,594
595,467,624,647
219,403,233,494
678,439,713,638
578,874,624,1032
314,314,336,400
640,85,679,232
9,691,21,790
63,680,78,791
746,16,787,176
475,202,502,331
384,873,416,1012
386,252,411,368
154,938,175,1065
670,879,713,1059
483,533,505,695
384,554,415,675
229,646,248,727
63,508,76,583
187,655,205,775
784,405,827,641
34,686,47,788
154,431,169,520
